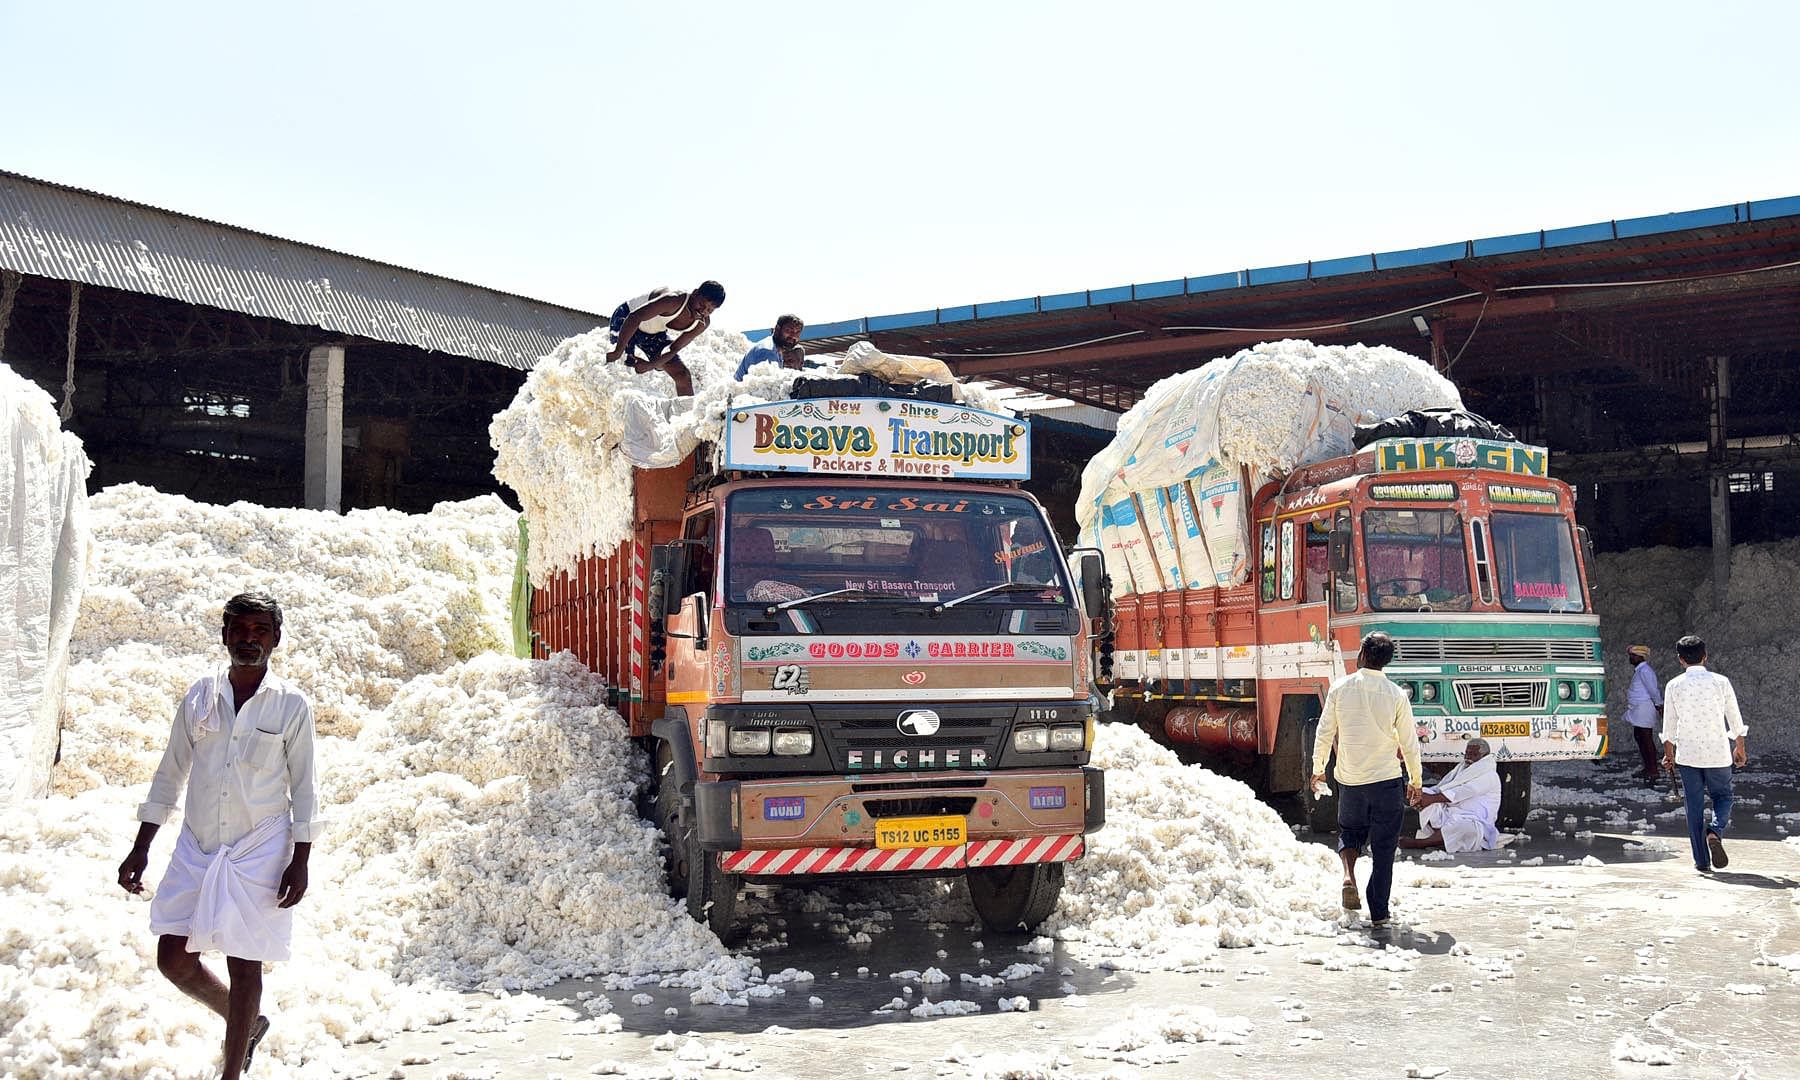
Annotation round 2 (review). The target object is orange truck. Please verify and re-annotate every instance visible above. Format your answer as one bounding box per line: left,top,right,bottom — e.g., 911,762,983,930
524,395,1107,939
1095,434,1604,830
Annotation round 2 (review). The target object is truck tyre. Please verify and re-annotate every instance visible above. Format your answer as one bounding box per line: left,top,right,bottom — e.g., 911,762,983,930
654,742,743,942
652,744,689,901
967,862,1064,933
686,845,742,945
1300,717,1339,834
1497,762,1532,830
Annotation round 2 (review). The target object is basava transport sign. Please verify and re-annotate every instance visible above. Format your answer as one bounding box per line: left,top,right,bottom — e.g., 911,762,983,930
725,398,1030,480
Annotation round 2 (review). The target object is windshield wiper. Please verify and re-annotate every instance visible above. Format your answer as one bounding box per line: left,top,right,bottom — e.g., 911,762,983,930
933,581,1055,613
767,587,877,614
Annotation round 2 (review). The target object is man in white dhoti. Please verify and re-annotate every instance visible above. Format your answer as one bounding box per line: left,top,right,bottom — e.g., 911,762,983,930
1401,738,1501,852
117,592,319,1078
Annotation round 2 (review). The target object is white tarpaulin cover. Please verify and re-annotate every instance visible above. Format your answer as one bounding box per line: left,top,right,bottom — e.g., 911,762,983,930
1,362,91,804
1077,340,1460,595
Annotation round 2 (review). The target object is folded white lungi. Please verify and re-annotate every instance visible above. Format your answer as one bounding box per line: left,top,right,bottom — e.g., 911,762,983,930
149,813,295,961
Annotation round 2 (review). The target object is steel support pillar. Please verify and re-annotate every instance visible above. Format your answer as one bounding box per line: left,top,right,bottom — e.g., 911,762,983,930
305,344,345,512
1707,356,1731,606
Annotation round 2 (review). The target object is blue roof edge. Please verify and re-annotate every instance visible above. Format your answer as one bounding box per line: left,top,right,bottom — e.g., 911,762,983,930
796,196,1800,343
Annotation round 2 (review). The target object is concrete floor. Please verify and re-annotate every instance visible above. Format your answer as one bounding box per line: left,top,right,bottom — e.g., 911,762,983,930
354,758,1800,1079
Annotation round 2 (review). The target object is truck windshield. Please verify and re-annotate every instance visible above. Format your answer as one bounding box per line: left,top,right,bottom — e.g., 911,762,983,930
1490,512,1586,613
725,487,1069,607
1363,508,1473,612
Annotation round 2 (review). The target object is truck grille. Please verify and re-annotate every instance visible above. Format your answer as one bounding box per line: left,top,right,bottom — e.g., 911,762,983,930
810,704,1007,771
861,796,979,819
1395,638,1596,662
1455,680,1548,711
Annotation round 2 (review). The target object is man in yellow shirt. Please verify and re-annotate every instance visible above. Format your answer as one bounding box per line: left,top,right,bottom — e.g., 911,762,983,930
1311,631,1423,927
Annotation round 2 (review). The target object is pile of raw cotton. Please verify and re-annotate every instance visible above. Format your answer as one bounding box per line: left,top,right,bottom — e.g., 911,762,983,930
1595,538,1800,757
489,325,791,582
1077,340,1460,593
1045,723,1344,964
54,485,520,793
2,489,752,1078
1079,339,1462,514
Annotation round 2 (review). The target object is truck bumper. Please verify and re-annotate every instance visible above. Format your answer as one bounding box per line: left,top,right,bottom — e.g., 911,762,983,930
692,766,1105,875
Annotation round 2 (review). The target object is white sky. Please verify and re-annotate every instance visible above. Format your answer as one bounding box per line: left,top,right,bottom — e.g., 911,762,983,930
5,0,1798,336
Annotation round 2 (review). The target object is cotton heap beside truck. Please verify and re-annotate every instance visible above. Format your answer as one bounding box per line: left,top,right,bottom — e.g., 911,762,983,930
1079,341,1605,830
502,344,1106,942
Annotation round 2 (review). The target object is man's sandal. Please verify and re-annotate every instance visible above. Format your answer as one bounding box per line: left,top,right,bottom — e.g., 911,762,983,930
243,1015,270,1072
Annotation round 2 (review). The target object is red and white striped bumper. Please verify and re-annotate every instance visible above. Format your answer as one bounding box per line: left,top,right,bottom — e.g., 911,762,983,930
719,834,1085,876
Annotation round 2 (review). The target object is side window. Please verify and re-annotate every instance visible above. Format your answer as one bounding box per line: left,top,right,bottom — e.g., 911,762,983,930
1303,519,1330,603
1332,508,1359,614
683,511,715,598
1259,521,1277,603
1278,519,1296,600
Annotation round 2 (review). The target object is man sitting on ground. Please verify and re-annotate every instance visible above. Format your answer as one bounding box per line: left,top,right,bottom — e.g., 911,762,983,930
1401,738,1501,852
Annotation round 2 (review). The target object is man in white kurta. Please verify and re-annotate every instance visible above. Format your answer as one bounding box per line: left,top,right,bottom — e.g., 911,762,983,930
118,592,319,1079
1402,738,1501,852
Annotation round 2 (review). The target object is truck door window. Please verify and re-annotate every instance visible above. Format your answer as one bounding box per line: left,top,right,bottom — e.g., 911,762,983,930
1331,509,1359,613
683,512,715,598
1362,508,1473,612
1258,521,1277,604
1303,519,1329,604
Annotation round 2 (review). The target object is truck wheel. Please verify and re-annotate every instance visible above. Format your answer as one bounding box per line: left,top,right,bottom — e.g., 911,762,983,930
1300,718,1339,834
685,845,742,945
1497,762,1532,830
967,862,1064,933
652,744,689,901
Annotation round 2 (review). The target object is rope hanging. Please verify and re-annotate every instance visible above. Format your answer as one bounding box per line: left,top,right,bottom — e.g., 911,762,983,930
61,281,81,421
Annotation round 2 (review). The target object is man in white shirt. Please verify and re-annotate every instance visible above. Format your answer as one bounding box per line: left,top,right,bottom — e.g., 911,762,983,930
1311,631,1423,927
1660,634,1748,873
118,593,319,1079
1400,738,1501,853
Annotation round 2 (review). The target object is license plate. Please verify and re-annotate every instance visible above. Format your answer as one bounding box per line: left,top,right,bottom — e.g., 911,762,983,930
1481,720,1532,738
874,815,966,850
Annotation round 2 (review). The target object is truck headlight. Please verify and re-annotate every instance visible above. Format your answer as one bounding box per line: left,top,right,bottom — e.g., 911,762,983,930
1401,681,1416,701
1049,724,1086,751
1013,726,1050,753
728,728,772,756
1576,682,1593,701
707,720,729,755
771,729,813,756
1420,682,1438,703
1556,682,1573,701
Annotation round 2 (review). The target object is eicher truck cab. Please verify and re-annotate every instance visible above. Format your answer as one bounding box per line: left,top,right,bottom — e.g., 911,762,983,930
529,395,1107,940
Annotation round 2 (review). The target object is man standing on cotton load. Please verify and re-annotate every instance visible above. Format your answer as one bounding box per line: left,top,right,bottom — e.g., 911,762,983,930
1311,631,1422,928
734,314,807,379
1661,634,1748,874
118,592,319,1078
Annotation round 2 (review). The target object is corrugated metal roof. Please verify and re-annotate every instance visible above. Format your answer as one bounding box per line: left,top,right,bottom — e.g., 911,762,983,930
0,170,604,369
800,195,1800,348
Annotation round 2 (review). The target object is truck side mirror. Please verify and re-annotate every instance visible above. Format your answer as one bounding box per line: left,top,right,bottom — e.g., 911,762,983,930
649,543,689,624
1328,530,1351,574
1074,551,1106,615
1576,525,1598,594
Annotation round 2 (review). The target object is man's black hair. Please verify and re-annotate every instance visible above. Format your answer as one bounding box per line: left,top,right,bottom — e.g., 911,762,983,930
223,592,284,634
1359,630,1395,670
1676,634,1706,665
695,280,727,306
774,313,803,331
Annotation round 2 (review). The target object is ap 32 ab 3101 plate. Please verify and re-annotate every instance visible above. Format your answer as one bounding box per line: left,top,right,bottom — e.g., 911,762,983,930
874,815,966,850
